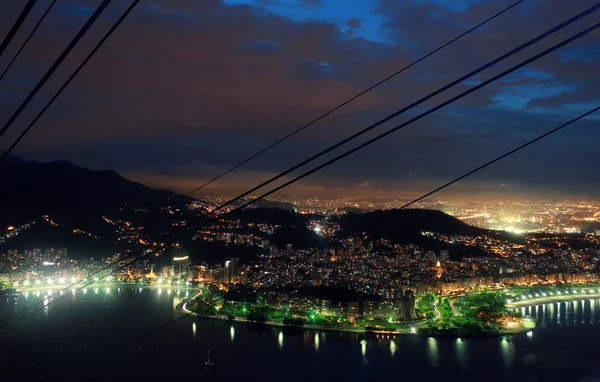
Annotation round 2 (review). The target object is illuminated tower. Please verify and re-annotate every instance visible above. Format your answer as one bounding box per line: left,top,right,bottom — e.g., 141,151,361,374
224,260,239,290
173,256,190,279
435,261,444,278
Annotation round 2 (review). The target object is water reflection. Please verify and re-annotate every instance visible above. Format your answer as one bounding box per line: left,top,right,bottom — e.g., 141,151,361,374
522,298,600,329
389,340,397,357
455,338,466,371
360,339,367,360
8,288,600,381
427,337,439,367
500,337,514,370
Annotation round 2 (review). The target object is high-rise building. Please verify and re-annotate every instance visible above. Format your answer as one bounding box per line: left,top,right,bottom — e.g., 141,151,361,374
173,256,190,279
400,290,415,319
224,259,238,289
162,266,174,279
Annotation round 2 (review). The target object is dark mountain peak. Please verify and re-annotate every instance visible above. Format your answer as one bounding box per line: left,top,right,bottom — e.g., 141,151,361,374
1,153,27,164
336,208,483,239
0,157,186,226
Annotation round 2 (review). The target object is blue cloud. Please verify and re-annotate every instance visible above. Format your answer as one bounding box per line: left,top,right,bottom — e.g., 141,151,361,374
500,68,554,83
560,44,600,63
223,0,390,43
60,4,98,16
414,0,483,12
489,83,575,111
526,100,600,120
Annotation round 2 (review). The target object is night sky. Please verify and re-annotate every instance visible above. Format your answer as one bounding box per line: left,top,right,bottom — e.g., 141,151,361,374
0,0,599,199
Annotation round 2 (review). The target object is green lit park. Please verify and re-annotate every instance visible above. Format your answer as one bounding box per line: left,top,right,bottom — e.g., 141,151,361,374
182,285,543,337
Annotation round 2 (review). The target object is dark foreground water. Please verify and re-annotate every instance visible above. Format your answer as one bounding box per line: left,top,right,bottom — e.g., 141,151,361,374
2,288,600,382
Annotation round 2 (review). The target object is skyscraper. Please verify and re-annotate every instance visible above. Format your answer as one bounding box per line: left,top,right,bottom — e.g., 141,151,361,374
173,256,189,279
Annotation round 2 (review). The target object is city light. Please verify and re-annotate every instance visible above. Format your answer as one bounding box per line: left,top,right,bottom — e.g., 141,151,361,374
71,277,77,283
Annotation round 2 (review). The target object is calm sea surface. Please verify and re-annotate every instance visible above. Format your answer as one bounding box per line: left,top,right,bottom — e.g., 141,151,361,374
1,287,600,381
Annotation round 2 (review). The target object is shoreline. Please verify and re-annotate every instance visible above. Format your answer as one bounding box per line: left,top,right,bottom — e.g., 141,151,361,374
507,292,600,308
17,282,196,293
176,294,530,338
417,327,532,339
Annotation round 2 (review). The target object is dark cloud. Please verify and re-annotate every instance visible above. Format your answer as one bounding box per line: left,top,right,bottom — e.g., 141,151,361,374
346,18,361,28
0,0,599,199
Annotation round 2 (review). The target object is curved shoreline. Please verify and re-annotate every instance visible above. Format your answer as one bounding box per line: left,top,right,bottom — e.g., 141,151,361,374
175,292,529,338
507,292,600,308
17,282,196,293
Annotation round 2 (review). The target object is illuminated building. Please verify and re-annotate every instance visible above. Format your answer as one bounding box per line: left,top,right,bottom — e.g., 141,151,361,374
173,256,189,279
400,290,415,319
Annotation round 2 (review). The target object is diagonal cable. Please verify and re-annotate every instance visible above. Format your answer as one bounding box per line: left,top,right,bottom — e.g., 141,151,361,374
0,0,113,140
0,0,58,83
0,0,37,59
0,0,140,165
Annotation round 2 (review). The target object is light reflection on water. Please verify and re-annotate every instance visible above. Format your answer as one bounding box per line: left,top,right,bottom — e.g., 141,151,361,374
4,290,600,381
455,338,466,371
525,298,600,327
389,339,397,357
428,337,439,367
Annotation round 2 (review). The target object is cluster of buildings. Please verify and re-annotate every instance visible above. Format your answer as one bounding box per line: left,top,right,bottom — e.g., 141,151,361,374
252,289,416,319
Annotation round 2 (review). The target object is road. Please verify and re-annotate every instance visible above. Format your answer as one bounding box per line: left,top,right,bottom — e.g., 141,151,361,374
433,300,441,320
181,288,203,314
449,298,460,316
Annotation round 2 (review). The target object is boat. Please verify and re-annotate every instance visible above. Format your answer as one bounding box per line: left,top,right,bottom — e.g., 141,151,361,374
204,349,215,367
